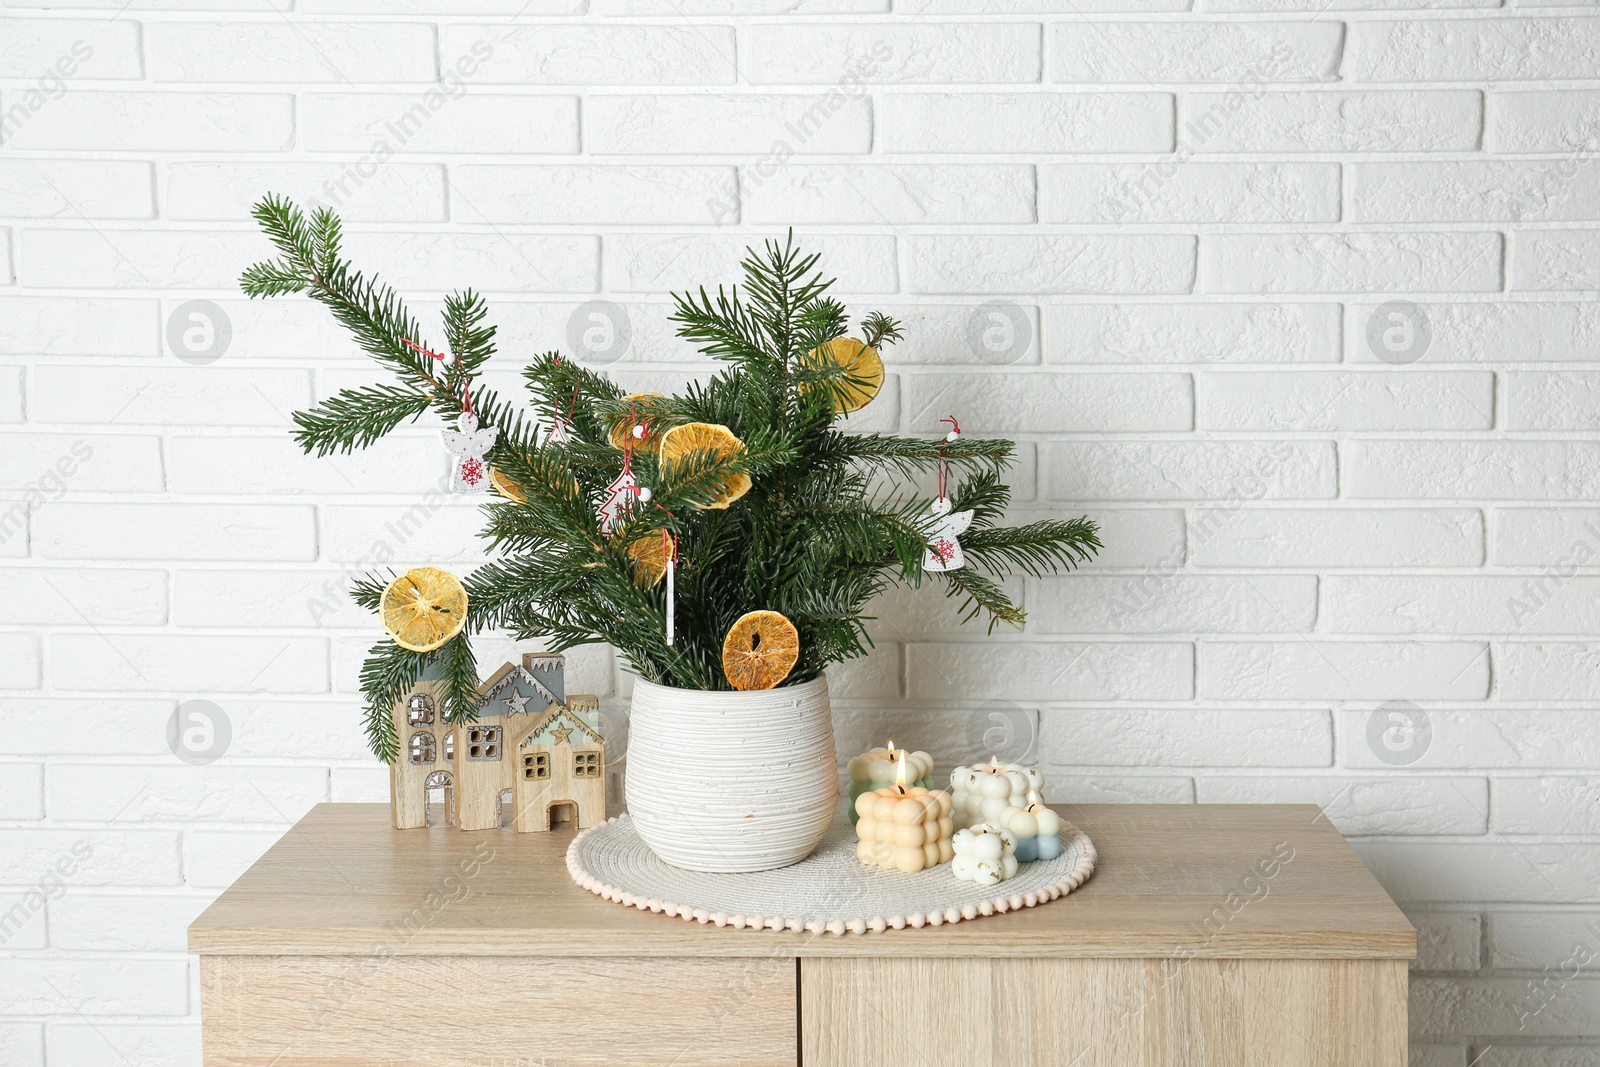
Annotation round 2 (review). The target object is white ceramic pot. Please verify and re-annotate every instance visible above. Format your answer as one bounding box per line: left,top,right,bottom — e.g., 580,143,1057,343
624,674,838,873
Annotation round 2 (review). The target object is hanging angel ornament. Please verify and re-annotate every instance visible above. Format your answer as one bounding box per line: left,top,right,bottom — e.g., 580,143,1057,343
441,411,498,493
922,495,975,572
922,414,973,571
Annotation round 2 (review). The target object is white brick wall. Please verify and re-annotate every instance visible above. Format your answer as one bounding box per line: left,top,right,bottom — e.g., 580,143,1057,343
1,6,1597,1064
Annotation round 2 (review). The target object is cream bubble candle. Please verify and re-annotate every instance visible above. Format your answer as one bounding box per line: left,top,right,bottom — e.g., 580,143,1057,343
950,759,1045,830
951,823,1018,886
845,742,934,825
853,760,954,874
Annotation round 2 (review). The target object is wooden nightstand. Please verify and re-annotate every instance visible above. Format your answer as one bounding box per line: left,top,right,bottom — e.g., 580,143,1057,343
188,802,1414,1066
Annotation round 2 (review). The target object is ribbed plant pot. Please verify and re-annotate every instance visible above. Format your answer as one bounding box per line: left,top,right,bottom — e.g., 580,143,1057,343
624,674,838,873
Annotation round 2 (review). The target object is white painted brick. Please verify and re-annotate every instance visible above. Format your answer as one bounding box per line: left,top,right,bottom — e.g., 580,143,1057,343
4,0,290,6
1495,509,1600,566
48,764,327,824
220,700,371,760
598,0,884,9
331,764,389,802
1052,22,1343,83
1346,442,1600,501
920,0,1183,10
2,633,42,688
745,164,1034,224
1352,162,1600,223
588,93,871,155
21,228,280,290
0,892,49,948
1,91,293,152
49,892,211,951
1515,230,1600,292
0,19,142,79
881,92,1173,153
1328,576,1600,635
0,511,27,559
607,233,896,293
0,366,21,423
0,297,158,357
166,434,450,495
1494,777,1600,835
321,499,488,565
302,93,580,154
1347,302,1600,364
1347,18,1600,82
1195,775,1488,835
0,433,161,491
1043,441,1336,501
1192,508,1484,568
1047,303,1340,364
445,24,736,84
908,235,1195,295
1412,975,1600,1040
1032,574,1318,633
1046,776,1195,803
867,577,1026,638
183,829,281,889
175,569,370,629
167,162,446,223
1507,374,1600,431
50,633,329,693
1182,90,1481,153
35,503,314,562
310,0,579,8
0,763,44,819
1474,1049,1600,1067
1,567,167,626
0,1026,41,1067
1204,233,1503,294
1338,710,1600,770
29,366,312,426
452,165,732,224
1488,910,1600,970
906,641,1193,701
0,159,152,219
46,1024,202,1067
844,302,1040,366
150,22,435,83
1354,840,1600,904
337,231,599,293
746,23,1040,83
1076,509,1186,569
1042,162,1339,223
5,959,188,1016
1494,642,1600,700
0,228,13,284
1040,708,1331,767
1200,641,1489,700
175,297,356,361
1,698,173,756
1490,90,1600,152
1199,371,1493,431
1406,910,1481,972
0,829,182,887
905,371,1191,433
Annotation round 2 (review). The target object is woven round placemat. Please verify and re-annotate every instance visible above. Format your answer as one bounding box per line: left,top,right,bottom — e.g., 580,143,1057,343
567,805,1096,936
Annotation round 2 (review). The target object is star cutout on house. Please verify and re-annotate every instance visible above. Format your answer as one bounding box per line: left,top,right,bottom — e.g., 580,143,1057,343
502,689,530,716
551,722,574,745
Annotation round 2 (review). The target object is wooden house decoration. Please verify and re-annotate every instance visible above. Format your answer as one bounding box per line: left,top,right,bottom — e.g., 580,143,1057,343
389,652,605,833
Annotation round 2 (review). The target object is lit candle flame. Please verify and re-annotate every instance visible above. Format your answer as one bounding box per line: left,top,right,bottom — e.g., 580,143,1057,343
887,739,897,762
1026,788,1041,810
895,754,908,793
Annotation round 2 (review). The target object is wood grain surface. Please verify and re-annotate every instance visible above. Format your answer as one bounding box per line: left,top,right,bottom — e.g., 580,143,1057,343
188,803,1413,959
801,956,1408,1067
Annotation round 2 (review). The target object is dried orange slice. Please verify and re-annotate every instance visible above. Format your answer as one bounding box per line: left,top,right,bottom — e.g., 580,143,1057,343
381,567,468,653
722,610,800,691
607,392,666,451
802,337,884,414
489,467,526,503
657,422,751,510
626,533,671,587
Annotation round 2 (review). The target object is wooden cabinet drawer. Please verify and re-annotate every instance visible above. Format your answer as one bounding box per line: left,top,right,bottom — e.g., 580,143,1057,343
201,955,797,1067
